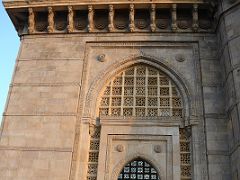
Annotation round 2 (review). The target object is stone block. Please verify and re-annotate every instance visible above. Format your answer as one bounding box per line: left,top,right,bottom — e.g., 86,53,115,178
224,73,236,111
208,155,232,180
6,85,79,115
0,150,72,180
0,116,76,149
203,87,225,114
19,37,85,60
14,60,83,84
224,5,240,39
229,35,240,67
201,60,222,86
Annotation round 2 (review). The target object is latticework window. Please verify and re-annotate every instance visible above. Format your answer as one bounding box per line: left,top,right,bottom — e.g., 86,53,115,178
99,65,183,117
180,128,192,180
87,126,101,180
118,158,160,180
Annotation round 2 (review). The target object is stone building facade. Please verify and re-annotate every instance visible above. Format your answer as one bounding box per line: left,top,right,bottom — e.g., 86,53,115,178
0,0,240,180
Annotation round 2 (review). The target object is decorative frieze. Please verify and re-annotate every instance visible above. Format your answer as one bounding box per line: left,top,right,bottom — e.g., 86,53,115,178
21,3,215,35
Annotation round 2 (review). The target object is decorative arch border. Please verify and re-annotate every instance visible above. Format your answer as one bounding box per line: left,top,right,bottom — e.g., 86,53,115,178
84,54,194,125
111,152,162,180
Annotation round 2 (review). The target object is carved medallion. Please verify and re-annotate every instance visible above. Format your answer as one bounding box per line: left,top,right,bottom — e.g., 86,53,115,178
116,144,124,152
154,145,161,153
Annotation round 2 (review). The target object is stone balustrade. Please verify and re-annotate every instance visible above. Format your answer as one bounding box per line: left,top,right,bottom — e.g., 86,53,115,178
5,3,215,35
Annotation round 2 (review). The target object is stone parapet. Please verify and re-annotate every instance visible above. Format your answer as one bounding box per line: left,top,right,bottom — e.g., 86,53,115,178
3,1,216,36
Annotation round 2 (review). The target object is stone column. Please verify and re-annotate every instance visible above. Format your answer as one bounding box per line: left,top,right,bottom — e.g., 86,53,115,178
108,5,115,32
28,8,35,34
129,4,135,32
47,7,54,33
67,6,74,33
192,4,199,32
150,4,156,32
171,4,177,32
88,5,94,32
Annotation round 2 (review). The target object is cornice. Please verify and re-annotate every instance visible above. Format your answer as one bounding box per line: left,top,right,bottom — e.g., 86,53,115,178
3,0,206,9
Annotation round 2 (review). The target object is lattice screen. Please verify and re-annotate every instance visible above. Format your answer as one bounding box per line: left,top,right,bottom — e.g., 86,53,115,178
87,126,101,180
180,128,192,180
99,65,183,117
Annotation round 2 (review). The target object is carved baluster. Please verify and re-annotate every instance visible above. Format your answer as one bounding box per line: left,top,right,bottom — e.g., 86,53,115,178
28,8,35,34
150,4,156,32
47,7,54,33
67,6,74,33
88,5,94,32
108,5,115,32
171,4,177,32
129,4,135,32
192,4,199,32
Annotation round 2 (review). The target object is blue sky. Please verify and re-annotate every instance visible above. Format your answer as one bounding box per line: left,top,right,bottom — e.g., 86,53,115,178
0,3,20,124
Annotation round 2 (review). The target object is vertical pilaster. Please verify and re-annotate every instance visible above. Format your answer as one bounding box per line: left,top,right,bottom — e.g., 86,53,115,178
171,4,177,32
47,7,54,33
129,4,135,32
28,8,35,34
150,4,156,32
67,6,74,33
88,5,94,32
108,5,115,32
192,4,199,32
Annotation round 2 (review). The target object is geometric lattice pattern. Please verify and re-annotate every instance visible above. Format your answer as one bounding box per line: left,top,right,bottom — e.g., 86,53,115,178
180,128,192,180
118,158,160,180
99,65,183,117
87,126,101,180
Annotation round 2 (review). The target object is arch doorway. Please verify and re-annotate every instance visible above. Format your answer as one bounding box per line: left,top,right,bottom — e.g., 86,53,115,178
118,158,160,180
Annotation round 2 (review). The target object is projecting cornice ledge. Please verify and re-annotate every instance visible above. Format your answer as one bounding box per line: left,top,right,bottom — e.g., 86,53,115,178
3,0,207,9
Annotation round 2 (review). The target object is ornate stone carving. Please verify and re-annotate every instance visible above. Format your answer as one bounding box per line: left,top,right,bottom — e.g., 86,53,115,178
116,144,124,152
88,5,94,32
175,54,185,62
108,5,115,32
150,4,156,32
97,54,106,62
171,4,178,32
129,4,135,32
67,6,74,33
192,4,199,32
154,145,161,153
28,8,35,34
47,7,54,33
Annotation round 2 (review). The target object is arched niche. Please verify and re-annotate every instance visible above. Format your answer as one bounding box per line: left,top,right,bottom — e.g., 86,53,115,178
117,158,160,180
84,55,193,126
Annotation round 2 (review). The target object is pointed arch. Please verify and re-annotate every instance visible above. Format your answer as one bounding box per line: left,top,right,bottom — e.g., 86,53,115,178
84,55,192,124
111,153,162,180
118,158,160,180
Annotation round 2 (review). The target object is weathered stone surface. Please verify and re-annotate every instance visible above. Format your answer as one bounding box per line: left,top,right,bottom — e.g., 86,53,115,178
0,150,72,180
0,116,76,149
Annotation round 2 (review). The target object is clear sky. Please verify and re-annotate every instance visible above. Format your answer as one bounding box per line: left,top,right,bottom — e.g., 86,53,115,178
0,3,20,124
